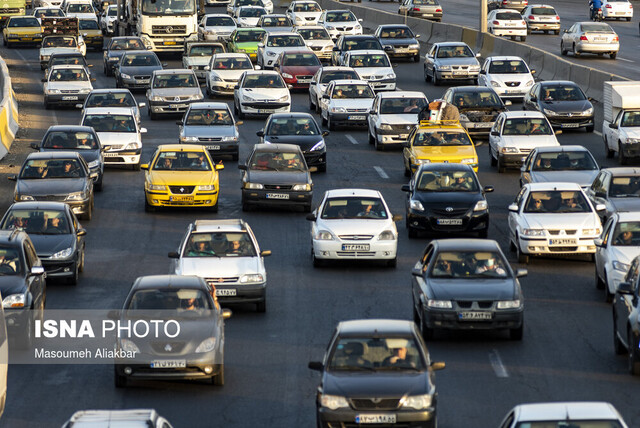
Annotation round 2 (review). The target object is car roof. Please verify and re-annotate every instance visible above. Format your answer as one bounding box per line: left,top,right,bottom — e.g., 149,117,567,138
49,64,87,71
253,143,303,152
157,144,207,152
132,275,206,290
212,53,250,59
204,13,232,17
337,319,416,336
487,55,526,61
615,212,640,222
83,107,135,116
6,201,69,211
320,66,356,72
121,49,155,55
67,409,158,426
434,41,471,47
377,91,426,99
377,24,410,29
513,402,623,422
448,86,494,93
347,49,388,56
325,188,381,198
268,112,314,120
244,70,280,76
433,238,500,251
266,31,300,37
538,80,579,86
500,110,546,118
188,102,230,110
603,167,640,176
533,145,589,153
340,34,377,40
26,151,83,160
192,219,246,233
331,79,369,85
45,125,95,133
526,182,583,191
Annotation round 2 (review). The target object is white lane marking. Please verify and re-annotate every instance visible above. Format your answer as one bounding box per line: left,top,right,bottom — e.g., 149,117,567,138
618,57,634,63
346,134,359,145
489,349,509,378
594,130,602,137
373,166,389,179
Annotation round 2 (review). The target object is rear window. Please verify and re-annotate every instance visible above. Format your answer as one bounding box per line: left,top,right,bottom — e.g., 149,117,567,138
206,16,235,26
82,114,136,133
531,7,556,15
495,12,522,20
79,19,99,30
282,53,320,67
42,130,99,150
320,70,359,83
152,73,198,88
86,92,136,108
8,17,40,26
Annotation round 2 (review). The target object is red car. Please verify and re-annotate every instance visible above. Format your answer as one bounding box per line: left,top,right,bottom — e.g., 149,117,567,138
274,49,322,90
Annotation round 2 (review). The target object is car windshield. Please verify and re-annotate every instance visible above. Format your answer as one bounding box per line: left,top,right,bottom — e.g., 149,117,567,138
610,177,640,197
321,197,387,219
430,251,510,278
49,68,88,81
621,111,640,127
514,423,623,428
249,151,306,171
612,222,640,246
452,90,502,108
262,16,291,26
237,0,262,6
239,7,265,16
183,232,257,257
328,337,426,371
532,152,597,171
283,53,320,66
141,0,196,16
266,35,304,47
185,109,233,126
86,92,136,108
128,288,212,311
344,39,381,50
379,27,413,39
107,7,117,15
523,190,591,213
581,23,613,32
325,11,355,22
43,36,77,48
152,73,197,88
206,16,235,25
495,12,521,20
267,117,319,135
294,2,320,11
349,54,390,68
413,130,472,146
83,114,136,132
20,158,85,179
9,17,40,26
531,7,556,15
42,131,99,150
79,19,99,29
488,60,529,74
121,53,159,66
380,97,427,114
2,209,71,235
539,85,586,102
332,84,374,99
297,28,330,40
189,45,222,56
235,30,265,42
67,3,93,13
35,9,65,17
415,170,479,192
153,151,212,171
212,56,252,69
502,118,552,135
50,56,85,67
243,74,285,88
110,38,144,50
320,70,358,83
437,45,473,58
0,247,21,276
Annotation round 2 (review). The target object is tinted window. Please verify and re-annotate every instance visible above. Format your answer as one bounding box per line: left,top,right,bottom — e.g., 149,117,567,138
495,12,521,19
185,109,233,126
531,7,556,15
42,131,99,150
321,197,387,219
532,151,597,171
430,251,509,278
83,114,136,133
328,336,426,371
524,190,591,213
1,209,71,235
610,176,640,197
267,117,319,135
79,19,99,29
415,170,479,192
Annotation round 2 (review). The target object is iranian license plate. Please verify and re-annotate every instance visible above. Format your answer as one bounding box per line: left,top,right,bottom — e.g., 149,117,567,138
562,123,580,128
437,218,463,225
170,195,194,202
103,152,119,157
21,37,33,41
258,109,274,114
348,115,366,120
297,78,310,83
342,244,370,251
62,96,78,100
459,311,492,321
594,37,606,42
207,145,221,150
151,359,186,368
549,238,577,246
164,41,177,45
356,414,396,424
453,71,467,75
505,89,520,94
216,288,237,296
169,104,184,109
422,13,433,17
266,193,289,199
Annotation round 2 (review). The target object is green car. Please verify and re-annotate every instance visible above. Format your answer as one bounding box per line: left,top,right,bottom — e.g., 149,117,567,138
227,28,266,62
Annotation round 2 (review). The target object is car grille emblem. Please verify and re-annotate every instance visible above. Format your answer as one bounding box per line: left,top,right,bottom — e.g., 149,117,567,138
166,26,173,34
164,344,172,351
276,186,280,189
406,125,411,131
180,187,185,193
371,398,383,403
567,113,572,117
174,96,180,102
445,207,453,212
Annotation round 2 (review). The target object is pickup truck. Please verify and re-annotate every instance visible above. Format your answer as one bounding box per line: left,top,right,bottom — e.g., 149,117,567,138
602,81,640,165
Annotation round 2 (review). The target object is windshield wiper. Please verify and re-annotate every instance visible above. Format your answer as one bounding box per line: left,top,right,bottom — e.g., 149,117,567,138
377,365,423,372
331,365,376,371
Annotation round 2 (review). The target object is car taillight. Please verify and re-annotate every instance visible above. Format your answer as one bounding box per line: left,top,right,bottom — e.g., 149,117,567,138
580,35,588,41
555,15,560,20
435,8,442,12
605,3,612,7
502,0,507,4
521,20,526,25
613,36,619,41
413,7,420,11
528,15,534,19
493,20,500,25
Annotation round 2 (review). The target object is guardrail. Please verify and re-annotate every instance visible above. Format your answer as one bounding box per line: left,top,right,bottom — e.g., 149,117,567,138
0,55,19,162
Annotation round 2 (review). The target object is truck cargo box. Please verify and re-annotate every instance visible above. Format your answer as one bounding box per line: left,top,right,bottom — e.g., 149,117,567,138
604,81,640,122
41,17,79,36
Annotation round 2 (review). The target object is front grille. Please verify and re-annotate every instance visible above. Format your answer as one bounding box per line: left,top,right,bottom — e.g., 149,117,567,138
339,235,373,240
548,246,578,252
519,148,531,154
163,96,191,102
547,229,577,235
310,46,322,51
150,341,186,353
350,398,401,411
60,90,79,94
336,26,353,31
305,16,315,20
389,124,413,133
432,207,468,217
169,185,195,194
135,75,150,80
296,75,312,80
505,81,520,87
198,137,222,142
336,251,376,257
346,108,368,113
394,45,409,49
108,145,123,150
263,184,292,190
0,7,20,12
456,301,494,309
452,65,469,70
151,25,187,34
205,277,239,284
35,195,65,201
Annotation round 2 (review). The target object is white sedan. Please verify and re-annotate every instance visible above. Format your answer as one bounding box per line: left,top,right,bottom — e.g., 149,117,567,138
205,53,254,97
479,55,535,99
198,14,237,41
307,188,400,267
343,49,396,91
286,0,322,26
256,32,306,69
233,70,291,118
234,6,267,28
318,10,363,41
99,5,117,34
595,212,640,302
487,9,527,41
308,66,360,113
296,26,334,62
561,21,619,59
319,79,374,130
602,0,633,21
508,182,604,263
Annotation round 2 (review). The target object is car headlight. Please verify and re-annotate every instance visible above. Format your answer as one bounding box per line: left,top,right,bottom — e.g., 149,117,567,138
124,142,139,150
501,147,518,154
148,184,166,191
320,394,349,410
210,74,223,82
295,16,303,21
497,300,521,309
51,247,74,260
19,195,35,201
469,65,481,71
427,299,452,308
330,106,346,113
192,93,204,101
409,43,420,49
108,56,119,62
491,80,500,87
385,72,396,79
473,200,488,211
65,191,86,201
3,293,27,308
120,73,131,80
41,55,50,61
180,136,199,143
198,184,215,191
378,230,395,240
47,88,61,94
222,136,237,142
292,184,311,191
315,230,334,240
240,273,264,283
543,108,557,116
354,24,361,30
119,338,140,353
78,88,91,94
323,45,333,51
410,199,424,211
278,95,290,103
150,96,163,102
244,182,263,189
625,138,640,144
583,107,594,116
379,124,393,131
522,228,545,236
613,261,631,272
400,394,433,410
195,337,217,353
582,228,601,235
461,158,476,164
437,65,450,71
242,94,255,101
281,72,293,79
87,159,100,168
310,141,325,151
525,80,533,87
267,51,277,57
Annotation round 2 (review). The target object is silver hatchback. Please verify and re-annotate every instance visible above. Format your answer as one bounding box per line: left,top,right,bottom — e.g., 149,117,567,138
561,21,619,59
178,102,241,161
146,69,204,120
423,42,481,85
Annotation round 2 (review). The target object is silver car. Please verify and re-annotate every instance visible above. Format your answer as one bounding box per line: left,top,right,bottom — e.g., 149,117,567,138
521,4,560,35
257,14,294,33
423,42,481,86
178,102,241,161
488,0,529,12
146,69,204,120
398,0,442,21
520,145,600,188
561,21,619,59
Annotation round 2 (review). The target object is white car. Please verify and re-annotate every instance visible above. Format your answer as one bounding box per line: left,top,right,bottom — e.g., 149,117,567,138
308,66,359,113
307,188,400,267
343,49,396,91
487,9,528,41
367,91,428,150
43,64,93,109
170,219,270,313
508,182,604,263
602,0,633,20
256,32,306,69
227,0,273,16
596,212,640,302
318,10,363,40
198,14,237,41
32,7,66,22
489,111,559,172
80,107,147,169
286,0,322,26
295,26,334,62
258,14,294,33
499,402,629,428
99,5,117,34
40,35,86,69
234,6,267,28
233,70,291,118
319,79,374,130
63,1,96,19
479,56,535,99
205,53,254,97
34,0,62,7
521,4,561,34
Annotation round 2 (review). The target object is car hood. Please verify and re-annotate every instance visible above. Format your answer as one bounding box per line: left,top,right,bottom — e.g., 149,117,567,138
540,100,592,114
317,218,393,236
487,73,533,85
182,125,237,138
247,169,309,184
323,371,430,397
0,275,27,297
176,255,261,276
330,98,373,109
210,69,248,81
119,65,163,75
242,87,289,100
281,64,321,75
610,198,640,212
41,47,79,56
381,38,418,46
150,87,202,97
428,278,516,301
379,114,418,126
148,170,216,186
184,57,211,66
609,246,640,267
412,145,477,159
263,135,323,151
68,12,96,19
305,40,332,49
96,132,140,146
436,57,479,67
499,135,559,148
6,27,41,35
17,178,86,195
107,50,126,59
29,234,75,257
46,81,92,91
235,41,259,50
265,46,301,54
412,190,482,206
40,148,100,164
529,170,599,187
238,17,260,26
620,127,640,137
521,213,598,230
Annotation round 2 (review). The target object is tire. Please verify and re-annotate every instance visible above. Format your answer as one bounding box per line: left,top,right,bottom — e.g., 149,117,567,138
404,162,411,177
387,257,397,268
83,202,92,221
510,36,516,41
44,100,51,110
432,72,439,86
604,137,614,158
520,36,526,42
312,253,324,267
509,237,516,252
408,226,418,239
497,155,506,173
321,114,327,126
95,177,103,192
78,247,85,273
420,312,434,340
413,53,420,62
368,130,375,145
318,163,326,172
2,37,6,46
114,366,127,388
596,264,605,290
328,115,335,131
148,107,157,121
586,125,594,133
490,145,497,166
309,96,315,111
413,303,420,325
626,17,631,21
241,201,251,212
424,65,431,82
315,99,321,114
67,261,79,285
210,199,219,213
516,237,529,264
561,41,567,56
573,43,580,57
554,30,560,35
526,27,531,35
604,272,614,303
610,52,617,59
237,104,245,120
15,313,33,349
374,136,384,151
629,330,640,375
478,228,488,239
614,314,626,355
509,323,523,341
619,143,627,165
132,162,141,171
213,364,225,385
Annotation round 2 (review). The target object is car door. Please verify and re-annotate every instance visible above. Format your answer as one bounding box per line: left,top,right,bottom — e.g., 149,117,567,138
320,82,333,116
479,57,491,86
310,192,328,239
508,186,527,240
489,113,504,157
523,83,539,111
614,258,640,348
368,93,381,136
520,149,535,185
411,243,435,323
24,241,44,312
596,215,615,281
309,69,320,103
403,126,418,171
424,45,437,76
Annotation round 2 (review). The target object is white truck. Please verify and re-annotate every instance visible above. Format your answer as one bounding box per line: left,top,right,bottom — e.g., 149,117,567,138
116,0,204,52
603,81,640,165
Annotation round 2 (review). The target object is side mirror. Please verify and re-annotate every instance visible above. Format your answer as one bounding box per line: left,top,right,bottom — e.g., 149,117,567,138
306,213,316,221
563,29,568,33
490,130,499,136
322,94,329,100
609,123,618,129
515,268,527,278
7,175,16,181
274,63,279,68
176,120,183,125
140,127,147,134
358,18,363,22
256,130,264,137
594,238,604,247
140,164,149,170
31,266,45,276
617,281,634,295
238,164,247,170
222,308,232,319
90,172,98,179
475,53,481,58
30,142,40,150
529,96,537,102
596,204,606,211
479,69,486,74
401,184,410,192
258,43,264,48
77,228,87,236
392,214,403,222
254,65,261,70
322,130,329,136
287,84,293,90
595,191,606,199
236,121,244,126
530,69,536,75
260,250,271,257
234,85,239,90
430,361,446,371
383,45,392,51
215,164,225,171
332,46,339,51
483,185,494,193
555,130,562,136
162,63,168,67
168,251,179,258
309,166,318,173
508,203,519,213
308,361,323,371
91,78,97,82
416,34,421,38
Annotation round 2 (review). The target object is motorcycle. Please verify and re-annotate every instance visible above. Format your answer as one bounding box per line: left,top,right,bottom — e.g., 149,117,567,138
590,6,604,21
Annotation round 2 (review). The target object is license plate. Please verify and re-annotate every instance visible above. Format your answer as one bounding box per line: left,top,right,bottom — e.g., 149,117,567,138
459,311,492,320
207,145,221,150
258,109,274,114
170,104,184,109
342,244,370,251
453,71,467,75
594,37,606,42
62,96,78,100
356,414,396,424
21,37,33,41
562,123,580,128
170,195,194,202
216,288,237,296
505,89,520,94
437,218,463,225
348,115,366,120
266,193,289,199
164,41,177,45
151,359,186,368
422,13,433,17
549,238,577,246
297,78,310,83
103,152,119,157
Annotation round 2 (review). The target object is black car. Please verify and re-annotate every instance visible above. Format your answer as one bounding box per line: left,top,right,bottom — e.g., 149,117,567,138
240,143,314,212
103,36,148,76
523,80,595,132
613,255,640,374
585,168,640,223
411,239,526,340
0,229,46,349
402,163,493,238
0,202,86,285
9,151,96,221
309,319,445,428
374,24,421,62
32,125,104,191
113,274,231,387
257,113,328,172
45,52,92,77
115,50,164,90
331,35,384,66
442,86,510,139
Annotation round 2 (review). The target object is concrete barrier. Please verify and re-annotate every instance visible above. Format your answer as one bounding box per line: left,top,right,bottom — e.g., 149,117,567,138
479,33,495,58
587,69,628,102
569,63,590,95
461,28,478,52
0,55,19,162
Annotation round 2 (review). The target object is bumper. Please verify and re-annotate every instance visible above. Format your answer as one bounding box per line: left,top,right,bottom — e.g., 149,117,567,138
145,190,219,207
575,42,619,53
41,259,76,278
283,77,312,89
493,28,527,37
318,407,436,428
44,93,88,106
5,309,31,332
104,149,141,165
240,102,290,115
604,10,632,18
424,308,523,331
493,87,529,98
498,153,530,168
312,239,397,260
434,70,479,81
67,198,92,216
386,48,420,58
366,79,396,91
149,101,196,115
215,283,265,304
547,116,594,130
410,161,478,174
407,11,442,20
114,355,221,381
303,150,326,168
328,112,368,127
407,210,489,234
463,122,495,138
85,37,103,49
209,80,237,95
527,22,560,31
242,188,312,207
6,36,42,44
193,142,239,158
619,143,640,158
121,77,151,89
518,236,598,255
375,131,410,147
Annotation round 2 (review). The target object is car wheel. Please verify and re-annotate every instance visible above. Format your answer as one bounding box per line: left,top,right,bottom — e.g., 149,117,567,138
413,53,420,62
629,330,640,375
413,303,420,325
67,261,79,285
44,100,51,110
148,107,157,120
309,96,315,111
95,177,103,192
526,27,531,35
423,65,431,82
241,200,251,212
420,312,434,340
614,313,626,355
237,104,245,120
328,115,335,131
586,125,594,133
509,323,523,341
604,272,614,303
210,199,219,213
510,35,516,41
509,237,516,252
490,145,497,166
520,35,526,42
404,161,411,177
132,162,141,171
573,43,580,57
213,364,225,385
618,143,627,165
560,41,567,56
596,264,605,289
497,155,506,173
374,136,384,151
432,72,439,86
312,253,324,267
408,226,419,239
114,366,128,388
15,311,33,349
554,29,560,35
516,236,529,264
386,257,397,268
144,197,156,213
604,137,614,158
369,130,375,145
315,99,321,114
2,37,6,46
610,52,617,59
256,300,266,313
83,203,92,221
78,246,85,273
478,228,488,239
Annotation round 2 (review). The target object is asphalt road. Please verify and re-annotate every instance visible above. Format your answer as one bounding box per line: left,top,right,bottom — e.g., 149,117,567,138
1,11,640,427
353,0,640,80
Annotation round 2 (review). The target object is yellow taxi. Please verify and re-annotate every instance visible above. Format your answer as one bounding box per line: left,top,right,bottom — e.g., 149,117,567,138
78,18,103,51
403,120,479,176
2,16,43,47
142,144,224,212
